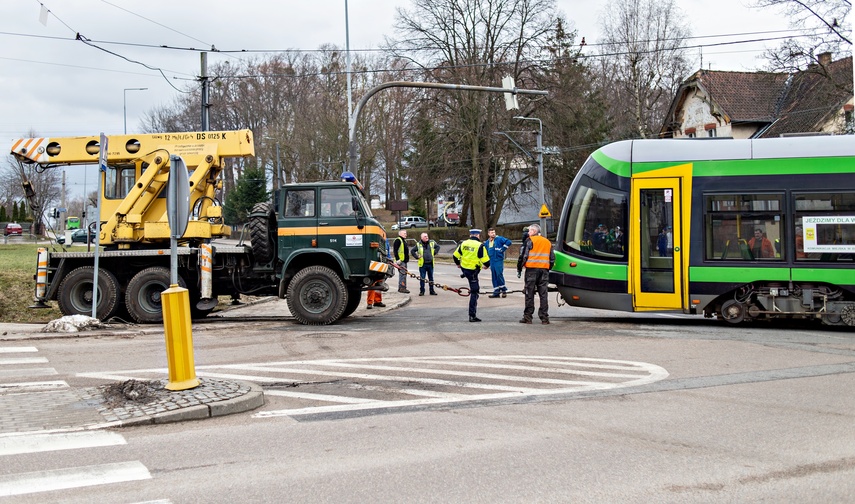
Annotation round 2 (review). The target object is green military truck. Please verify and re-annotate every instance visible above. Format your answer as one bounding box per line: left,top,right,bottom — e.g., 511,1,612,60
244,173,393,324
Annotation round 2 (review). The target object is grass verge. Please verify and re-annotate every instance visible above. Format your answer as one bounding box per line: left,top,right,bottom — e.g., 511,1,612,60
0,244,62,324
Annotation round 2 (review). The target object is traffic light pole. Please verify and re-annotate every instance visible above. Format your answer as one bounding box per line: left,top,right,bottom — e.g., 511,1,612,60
347,81,547,175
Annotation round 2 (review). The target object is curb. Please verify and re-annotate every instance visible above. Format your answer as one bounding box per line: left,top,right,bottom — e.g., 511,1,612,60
84,379,265,427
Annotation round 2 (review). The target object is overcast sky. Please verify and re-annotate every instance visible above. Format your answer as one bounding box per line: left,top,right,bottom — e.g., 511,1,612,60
1,0,797,197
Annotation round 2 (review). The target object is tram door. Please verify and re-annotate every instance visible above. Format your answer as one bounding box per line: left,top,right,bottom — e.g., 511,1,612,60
631,178,683,310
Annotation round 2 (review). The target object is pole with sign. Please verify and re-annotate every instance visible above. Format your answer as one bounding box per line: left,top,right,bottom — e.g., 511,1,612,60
161,155,199,391
90,133,108,319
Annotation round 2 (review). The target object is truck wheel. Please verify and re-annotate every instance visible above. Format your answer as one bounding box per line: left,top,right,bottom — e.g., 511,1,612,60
286,265,347,325
125,266,186,324
57,266,121,321
249,202,275,264
340,287,363,320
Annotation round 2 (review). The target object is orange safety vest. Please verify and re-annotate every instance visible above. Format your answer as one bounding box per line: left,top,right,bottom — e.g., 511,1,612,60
525,235,552,269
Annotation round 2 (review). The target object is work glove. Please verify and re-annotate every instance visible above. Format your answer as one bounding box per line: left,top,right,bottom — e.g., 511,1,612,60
517,271,522,278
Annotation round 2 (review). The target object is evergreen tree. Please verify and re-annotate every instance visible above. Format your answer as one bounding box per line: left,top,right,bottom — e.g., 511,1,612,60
11,201,19,222
223,167,270,224
0,205,7,222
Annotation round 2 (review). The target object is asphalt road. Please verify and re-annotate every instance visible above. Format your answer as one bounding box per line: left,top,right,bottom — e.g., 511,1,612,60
2,262,854,502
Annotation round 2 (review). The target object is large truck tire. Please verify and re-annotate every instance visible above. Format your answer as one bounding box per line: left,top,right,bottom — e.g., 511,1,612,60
286,265,348,325
125,266,186,324
340,287,363,320
57,266,121,321
248,202,276,264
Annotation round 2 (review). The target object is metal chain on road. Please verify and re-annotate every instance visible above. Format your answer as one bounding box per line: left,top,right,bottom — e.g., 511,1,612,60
387,261,525,297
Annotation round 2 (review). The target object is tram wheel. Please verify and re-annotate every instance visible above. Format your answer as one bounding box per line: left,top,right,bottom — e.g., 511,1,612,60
720,300,745,324
841,304,855,327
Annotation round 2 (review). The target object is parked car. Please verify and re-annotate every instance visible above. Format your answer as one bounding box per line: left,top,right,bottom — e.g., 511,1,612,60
57,228,96,245
3,223,23,236
390,216,434,230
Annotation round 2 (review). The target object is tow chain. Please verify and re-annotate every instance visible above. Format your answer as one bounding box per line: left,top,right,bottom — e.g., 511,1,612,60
387,260,525,297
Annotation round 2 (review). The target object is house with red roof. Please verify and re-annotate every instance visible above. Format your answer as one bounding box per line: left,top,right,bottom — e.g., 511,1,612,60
660,53,853,139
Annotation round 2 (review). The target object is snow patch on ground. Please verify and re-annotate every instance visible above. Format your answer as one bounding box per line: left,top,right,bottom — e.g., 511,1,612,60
41,315,104,333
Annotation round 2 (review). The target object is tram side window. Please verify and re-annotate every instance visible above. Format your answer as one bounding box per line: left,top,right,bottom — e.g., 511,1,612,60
704,194,784,261
794,192,855,262
562,176,627,260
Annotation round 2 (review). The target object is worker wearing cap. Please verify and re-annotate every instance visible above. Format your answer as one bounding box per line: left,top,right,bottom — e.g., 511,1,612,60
453,229,491,322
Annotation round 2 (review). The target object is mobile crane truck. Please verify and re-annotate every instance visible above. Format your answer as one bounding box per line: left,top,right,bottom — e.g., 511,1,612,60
10,130,392,325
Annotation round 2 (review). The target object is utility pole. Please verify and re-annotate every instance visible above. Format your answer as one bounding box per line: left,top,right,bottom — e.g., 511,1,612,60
514,116,547,232
200,52,210,131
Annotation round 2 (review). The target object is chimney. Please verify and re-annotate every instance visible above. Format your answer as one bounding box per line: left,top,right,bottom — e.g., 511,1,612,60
818,52,832,66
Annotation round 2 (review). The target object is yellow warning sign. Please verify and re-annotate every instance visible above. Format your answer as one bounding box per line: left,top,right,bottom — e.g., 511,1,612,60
539,204,551,218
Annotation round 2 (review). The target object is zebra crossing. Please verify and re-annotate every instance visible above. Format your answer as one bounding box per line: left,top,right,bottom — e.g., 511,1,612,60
79,355,670,420
0,345,160,500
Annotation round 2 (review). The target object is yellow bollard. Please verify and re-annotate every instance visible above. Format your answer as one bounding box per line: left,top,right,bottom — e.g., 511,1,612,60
161,284,200,390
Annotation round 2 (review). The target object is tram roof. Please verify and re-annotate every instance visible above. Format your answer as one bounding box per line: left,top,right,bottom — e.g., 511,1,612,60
599,136,855,164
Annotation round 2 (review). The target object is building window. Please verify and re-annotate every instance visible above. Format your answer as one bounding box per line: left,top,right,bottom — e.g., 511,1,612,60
704,123,717,137
684,127,696,138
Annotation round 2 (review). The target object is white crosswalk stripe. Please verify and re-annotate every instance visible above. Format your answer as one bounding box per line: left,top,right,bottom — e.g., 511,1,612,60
0,346,160,499
0,460,151,497
79,355,669,419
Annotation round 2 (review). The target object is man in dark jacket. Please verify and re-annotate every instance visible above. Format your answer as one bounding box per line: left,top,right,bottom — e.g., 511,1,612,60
393,229,410,293
411,232,440,296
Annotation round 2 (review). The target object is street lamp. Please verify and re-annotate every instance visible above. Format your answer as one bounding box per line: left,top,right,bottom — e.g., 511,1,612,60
123,88,148,134
514,116,546,232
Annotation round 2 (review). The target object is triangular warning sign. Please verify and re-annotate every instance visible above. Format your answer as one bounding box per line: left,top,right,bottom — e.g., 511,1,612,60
539,204,552,218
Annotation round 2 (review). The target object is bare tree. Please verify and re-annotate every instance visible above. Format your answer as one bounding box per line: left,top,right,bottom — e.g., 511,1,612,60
389,0,558,229
2,155,62,233
752,0,851,72
597,0,694,139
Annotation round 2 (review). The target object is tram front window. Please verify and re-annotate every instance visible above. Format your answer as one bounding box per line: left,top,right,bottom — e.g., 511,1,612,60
562,176,627,260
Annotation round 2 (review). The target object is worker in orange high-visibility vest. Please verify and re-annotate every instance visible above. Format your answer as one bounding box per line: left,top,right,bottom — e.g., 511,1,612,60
517,223,555,324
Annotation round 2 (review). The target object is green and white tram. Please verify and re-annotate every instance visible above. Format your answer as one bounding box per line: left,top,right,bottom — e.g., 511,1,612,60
552,135,855,326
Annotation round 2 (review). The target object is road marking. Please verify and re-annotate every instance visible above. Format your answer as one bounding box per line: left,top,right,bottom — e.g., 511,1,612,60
265,390,386,404
0,380,68,394
249,356,668,418
224,365,559,393
0,347,38,354
0,431,126,456
79,356,669,420
0,357,49,365
0,461,151,497
0,367,57,378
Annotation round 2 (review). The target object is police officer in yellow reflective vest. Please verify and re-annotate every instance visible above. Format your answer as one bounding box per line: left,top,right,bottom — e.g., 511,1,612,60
517,223,555,324
453,229,491,322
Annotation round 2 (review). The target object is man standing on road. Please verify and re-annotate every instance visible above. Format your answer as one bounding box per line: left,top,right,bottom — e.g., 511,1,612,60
393,229,410,293
411,232,440,296
484,228,512,298
517,224,555,324
453,229,491,322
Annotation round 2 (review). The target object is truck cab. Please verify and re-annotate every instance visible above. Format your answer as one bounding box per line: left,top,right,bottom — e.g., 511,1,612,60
248,172,392,325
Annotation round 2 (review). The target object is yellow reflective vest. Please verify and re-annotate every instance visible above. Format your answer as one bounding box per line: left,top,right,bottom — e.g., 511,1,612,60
454,238,490,270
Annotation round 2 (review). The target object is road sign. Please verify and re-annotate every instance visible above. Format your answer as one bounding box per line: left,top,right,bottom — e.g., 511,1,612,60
167,155,190,239
539,204,551,218
98,133,108,172
502,75,519,111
